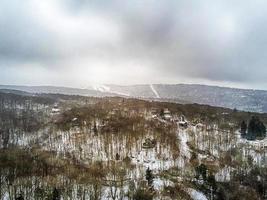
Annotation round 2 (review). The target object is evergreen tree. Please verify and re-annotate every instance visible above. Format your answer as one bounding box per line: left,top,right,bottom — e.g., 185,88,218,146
195,164,207,181
259,122,266,137
15,194,24,200
247,116,266,140
160,109,164,118
115,153,120,161
133,188,153,200
207,173,217,191
52,188,60,200
240,120,247,136
93,121,98,135
145,168,154,186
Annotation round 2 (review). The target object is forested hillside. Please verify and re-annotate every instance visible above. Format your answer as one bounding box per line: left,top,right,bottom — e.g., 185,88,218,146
0,91,266,200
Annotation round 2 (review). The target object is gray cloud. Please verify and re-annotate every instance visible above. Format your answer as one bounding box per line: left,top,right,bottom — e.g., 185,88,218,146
0,0,267,89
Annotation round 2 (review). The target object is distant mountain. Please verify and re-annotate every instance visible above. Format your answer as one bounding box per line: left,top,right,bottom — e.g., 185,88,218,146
90,84,267,113
0,89,32,96
0,85,117,97
1,84,267,113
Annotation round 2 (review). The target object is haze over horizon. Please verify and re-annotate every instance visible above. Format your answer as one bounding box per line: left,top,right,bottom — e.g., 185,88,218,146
1,0,267,90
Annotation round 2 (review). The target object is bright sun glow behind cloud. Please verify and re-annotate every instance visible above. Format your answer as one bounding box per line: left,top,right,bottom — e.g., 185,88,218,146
219,15,238,40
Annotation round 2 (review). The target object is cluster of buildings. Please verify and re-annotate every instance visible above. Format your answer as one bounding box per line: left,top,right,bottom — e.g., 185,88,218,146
150,108,189,128
150,107,208,131
51,104,60,115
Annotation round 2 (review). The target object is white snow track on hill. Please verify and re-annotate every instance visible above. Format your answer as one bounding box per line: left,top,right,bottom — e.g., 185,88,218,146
150,84,160,98
92,84,110,92
93,84,130,96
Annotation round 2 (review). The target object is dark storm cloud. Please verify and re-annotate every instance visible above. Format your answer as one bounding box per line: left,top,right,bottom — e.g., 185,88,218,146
0,0,267,88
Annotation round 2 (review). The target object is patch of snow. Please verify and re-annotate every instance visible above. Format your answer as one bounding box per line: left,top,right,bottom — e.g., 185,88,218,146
111,91,130,96
178,129,191,159
215,166,232,182
72,117,78,121
153,177,174,191
187,188,208,200
150,84,160,98
52,108,60,112
92,84,130,96
92,84,110,92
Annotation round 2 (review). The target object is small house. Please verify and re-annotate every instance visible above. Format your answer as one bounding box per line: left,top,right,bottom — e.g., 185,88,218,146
178,115,188,128
51,104,60,114
163,108,171,120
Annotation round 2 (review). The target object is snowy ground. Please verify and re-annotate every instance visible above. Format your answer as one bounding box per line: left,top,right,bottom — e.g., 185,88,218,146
187,188,208,200
2,113,266,200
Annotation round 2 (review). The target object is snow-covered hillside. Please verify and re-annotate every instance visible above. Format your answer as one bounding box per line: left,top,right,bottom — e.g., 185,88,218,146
0,93,266,200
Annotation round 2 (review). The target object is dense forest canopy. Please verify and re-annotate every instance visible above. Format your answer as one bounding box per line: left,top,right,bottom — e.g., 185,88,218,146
0,91,266,200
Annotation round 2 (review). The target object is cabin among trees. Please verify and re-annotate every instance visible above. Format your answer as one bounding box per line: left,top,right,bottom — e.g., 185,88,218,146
160,108,171,120
241,116,266,140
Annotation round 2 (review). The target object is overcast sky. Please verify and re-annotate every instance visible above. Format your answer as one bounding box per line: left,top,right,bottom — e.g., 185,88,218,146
1,0,267,89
